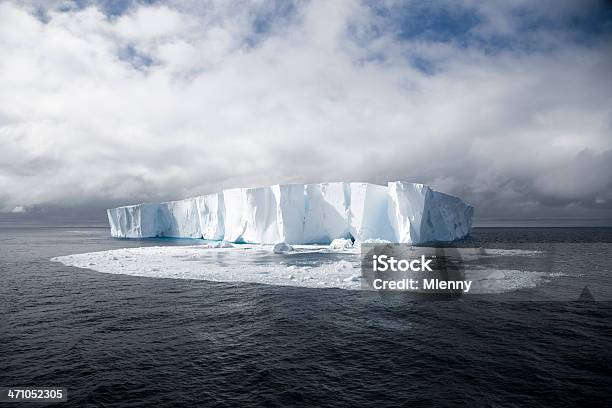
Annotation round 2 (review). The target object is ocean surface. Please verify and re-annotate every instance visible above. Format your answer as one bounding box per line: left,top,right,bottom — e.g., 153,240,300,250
1,226,611,407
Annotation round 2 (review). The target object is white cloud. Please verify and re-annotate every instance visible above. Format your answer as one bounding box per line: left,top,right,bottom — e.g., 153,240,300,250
114,5,187,41
11,206,27,213
0,0,611,221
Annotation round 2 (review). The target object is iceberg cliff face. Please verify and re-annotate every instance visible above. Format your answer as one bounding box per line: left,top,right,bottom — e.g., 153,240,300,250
107,182,473,244
387,183,473,243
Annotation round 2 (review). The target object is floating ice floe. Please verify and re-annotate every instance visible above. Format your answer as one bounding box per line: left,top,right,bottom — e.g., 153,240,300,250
273,242,294,253
52,244,551,292
53,244,362,290
329,238,354,250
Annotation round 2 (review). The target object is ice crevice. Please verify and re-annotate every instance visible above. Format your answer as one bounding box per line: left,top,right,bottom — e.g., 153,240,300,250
107,181,474,244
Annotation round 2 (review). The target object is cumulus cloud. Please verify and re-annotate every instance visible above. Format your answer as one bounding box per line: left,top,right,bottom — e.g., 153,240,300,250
0,0,611,223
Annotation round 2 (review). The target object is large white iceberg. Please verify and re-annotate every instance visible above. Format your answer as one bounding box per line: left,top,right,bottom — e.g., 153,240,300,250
107,181,473,244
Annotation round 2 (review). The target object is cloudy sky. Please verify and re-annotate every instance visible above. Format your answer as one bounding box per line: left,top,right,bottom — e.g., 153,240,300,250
1,0,611,225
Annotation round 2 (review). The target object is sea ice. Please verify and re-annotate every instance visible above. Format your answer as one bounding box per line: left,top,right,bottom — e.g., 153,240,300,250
52,244,363,290
52,244,550,293
329,238,354,250
273,242,294,253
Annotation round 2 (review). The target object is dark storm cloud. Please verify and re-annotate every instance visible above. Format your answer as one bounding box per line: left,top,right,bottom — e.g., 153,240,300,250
0,0,611,224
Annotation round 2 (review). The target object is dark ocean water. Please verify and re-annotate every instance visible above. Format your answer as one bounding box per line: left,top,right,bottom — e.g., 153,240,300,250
1,226,611,407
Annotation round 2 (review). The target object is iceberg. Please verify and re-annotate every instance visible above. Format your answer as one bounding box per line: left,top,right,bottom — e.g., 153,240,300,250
107,181,473,244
